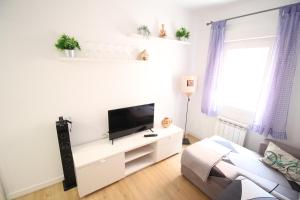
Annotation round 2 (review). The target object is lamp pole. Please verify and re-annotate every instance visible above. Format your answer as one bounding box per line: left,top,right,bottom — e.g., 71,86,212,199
181,75,197,145
182,96,191,145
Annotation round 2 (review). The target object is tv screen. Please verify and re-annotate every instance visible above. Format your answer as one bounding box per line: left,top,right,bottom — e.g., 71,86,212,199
108,103,154,140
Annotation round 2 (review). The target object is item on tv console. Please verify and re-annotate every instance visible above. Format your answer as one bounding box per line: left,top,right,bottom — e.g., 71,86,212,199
161,117,172,128
144,134,158,137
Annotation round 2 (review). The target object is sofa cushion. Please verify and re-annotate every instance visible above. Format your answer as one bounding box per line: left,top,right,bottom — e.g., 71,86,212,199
259,139,300,160
263,142,300,185
216,176,276,200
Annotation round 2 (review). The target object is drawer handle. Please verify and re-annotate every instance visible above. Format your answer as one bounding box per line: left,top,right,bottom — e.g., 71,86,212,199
100,159,106,163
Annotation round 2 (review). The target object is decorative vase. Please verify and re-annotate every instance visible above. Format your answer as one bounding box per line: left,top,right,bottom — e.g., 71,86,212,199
159,24,167,38
161,117,172,128
64,49,75,58
178,37,187,41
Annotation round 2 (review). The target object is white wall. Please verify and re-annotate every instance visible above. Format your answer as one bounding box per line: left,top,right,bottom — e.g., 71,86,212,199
188,0,300,151
0,0,192,198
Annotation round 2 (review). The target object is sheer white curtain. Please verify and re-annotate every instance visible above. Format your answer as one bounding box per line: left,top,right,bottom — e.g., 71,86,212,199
203,10,278,123
250,3,300,139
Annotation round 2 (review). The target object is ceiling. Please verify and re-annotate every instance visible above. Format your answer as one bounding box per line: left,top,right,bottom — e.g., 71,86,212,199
173,0,245,9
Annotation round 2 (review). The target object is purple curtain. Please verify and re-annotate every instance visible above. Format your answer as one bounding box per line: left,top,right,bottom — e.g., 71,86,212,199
251,3,300,139
201,20,226,116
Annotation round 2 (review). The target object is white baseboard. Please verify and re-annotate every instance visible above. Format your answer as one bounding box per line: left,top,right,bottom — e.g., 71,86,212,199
7,176,64,200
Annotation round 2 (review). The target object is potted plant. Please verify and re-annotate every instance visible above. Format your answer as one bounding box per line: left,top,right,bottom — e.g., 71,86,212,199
137,25,151,38
176,27,190,41
55,34,81,58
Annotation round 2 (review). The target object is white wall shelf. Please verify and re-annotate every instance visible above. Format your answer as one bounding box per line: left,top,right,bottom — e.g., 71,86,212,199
125,145,154,163
130,33,191,46
58,57,149,63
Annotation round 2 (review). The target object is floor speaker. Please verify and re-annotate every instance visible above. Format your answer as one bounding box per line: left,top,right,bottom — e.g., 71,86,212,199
56,116,77,191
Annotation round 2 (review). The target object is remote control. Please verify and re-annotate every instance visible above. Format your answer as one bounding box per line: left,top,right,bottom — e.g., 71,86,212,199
144,134,158,137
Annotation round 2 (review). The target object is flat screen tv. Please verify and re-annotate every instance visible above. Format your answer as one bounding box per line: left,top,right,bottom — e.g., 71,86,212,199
108,103,154,141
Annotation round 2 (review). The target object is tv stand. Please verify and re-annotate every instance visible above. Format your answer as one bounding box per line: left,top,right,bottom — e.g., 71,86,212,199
149,128,154,132
72,125,183,197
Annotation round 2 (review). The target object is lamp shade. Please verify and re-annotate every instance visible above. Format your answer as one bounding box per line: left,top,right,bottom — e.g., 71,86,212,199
181,75,197,96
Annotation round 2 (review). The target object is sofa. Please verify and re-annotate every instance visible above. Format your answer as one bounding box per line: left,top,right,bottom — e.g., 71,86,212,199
181,136,300,200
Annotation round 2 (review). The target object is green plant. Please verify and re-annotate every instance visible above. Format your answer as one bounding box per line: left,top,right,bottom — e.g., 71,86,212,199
176,27,190,40
55,34,81,50
137,25,151,37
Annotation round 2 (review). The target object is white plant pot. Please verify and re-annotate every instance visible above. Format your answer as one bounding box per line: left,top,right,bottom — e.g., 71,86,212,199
64,49,75,58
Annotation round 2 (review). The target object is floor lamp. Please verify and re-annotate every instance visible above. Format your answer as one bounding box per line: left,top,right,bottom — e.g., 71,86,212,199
181,75,197,145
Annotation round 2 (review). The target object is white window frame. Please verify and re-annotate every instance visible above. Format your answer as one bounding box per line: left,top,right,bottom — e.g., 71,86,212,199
217,36,275,124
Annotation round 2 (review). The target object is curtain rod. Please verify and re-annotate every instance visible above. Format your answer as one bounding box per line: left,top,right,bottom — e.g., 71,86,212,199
206,2,299,26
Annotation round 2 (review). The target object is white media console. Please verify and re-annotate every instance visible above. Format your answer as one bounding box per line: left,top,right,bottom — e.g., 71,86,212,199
72,125,183,197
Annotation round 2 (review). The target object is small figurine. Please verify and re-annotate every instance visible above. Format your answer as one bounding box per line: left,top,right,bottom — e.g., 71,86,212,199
161,117,172,128
137,49,149,61
159,24,167,38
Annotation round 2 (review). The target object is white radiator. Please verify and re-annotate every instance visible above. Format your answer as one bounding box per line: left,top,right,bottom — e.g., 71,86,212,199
215,117,247,146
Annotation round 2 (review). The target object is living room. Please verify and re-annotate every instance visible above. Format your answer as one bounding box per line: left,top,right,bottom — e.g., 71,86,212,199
0,0,299,199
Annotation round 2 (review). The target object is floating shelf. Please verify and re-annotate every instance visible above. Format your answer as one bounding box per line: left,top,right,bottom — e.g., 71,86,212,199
58,57,149,63
125,154,154,176
130,33,191,45
125,145,154,163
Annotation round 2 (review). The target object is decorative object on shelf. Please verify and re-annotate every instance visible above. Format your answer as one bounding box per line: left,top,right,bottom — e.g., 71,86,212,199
137,25,151,38
181,75,197,145
159,24,167,38
161,117,172,128
176,27,190,41
55,34,81,58
137,49,149,61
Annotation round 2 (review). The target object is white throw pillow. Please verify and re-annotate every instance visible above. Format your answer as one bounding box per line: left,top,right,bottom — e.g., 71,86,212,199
263,142,300,185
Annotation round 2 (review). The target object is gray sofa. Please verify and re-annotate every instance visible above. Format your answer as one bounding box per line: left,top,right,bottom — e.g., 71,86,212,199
181,137,300,200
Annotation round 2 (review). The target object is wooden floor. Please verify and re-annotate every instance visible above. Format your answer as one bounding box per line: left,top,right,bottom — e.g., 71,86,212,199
16,135,208,200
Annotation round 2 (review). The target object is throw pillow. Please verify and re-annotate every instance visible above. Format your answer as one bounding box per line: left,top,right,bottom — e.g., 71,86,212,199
263,142,300,185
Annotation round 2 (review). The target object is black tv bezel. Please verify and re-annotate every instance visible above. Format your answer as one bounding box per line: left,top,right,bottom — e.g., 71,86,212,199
108,103,154,140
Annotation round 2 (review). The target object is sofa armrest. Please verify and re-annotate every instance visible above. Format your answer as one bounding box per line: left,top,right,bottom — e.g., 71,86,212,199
258,143,268,156
259,139,300,160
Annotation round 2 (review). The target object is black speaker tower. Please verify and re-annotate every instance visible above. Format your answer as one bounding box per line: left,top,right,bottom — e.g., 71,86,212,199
56,116,77,191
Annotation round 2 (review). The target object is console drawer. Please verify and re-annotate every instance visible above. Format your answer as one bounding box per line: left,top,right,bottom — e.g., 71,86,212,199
76,153,125,197
156,132,183,162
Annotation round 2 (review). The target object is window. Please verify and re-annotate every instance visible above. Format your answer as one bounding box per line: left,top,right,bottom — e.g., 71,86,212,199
216,38,274,123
